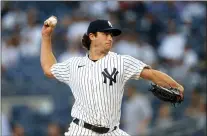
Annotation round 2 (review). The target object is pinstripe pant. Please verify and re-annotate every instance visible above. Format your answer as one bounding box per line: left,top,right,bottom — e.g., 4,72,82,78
64,122,130,136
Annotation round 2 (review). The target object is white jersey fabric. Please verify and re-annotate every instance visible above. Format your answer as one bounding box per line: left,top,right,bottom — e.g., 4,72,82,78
51,51,149,135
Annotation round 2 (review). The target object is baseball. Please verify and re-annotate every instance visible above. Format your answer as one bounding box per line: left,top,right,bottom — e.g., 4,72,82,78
44,16,57,27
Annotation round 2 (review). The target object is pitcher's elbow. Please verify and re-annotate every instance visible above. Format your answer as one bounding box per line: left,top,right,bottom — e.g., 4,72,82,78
44,71,54,78
42,67,54,78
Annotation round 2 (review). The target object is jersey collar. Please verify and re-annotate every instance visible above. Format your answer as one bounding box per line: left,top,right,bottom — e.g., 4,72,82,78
85,51,112,63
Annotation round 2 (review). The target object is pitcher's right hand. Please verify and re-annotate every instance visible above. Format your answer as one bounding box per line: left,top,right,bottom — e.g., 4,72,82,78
42,16,57,37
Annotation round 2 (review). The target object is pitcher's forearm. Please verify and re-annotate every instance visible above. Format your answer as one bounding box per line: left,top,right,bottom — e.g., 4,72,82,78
41,36,57,75
150,70,183,90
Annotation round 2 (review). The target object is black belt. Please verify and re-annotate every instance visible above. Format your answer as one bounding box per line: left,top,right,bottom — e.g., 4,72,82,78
73,118,117,134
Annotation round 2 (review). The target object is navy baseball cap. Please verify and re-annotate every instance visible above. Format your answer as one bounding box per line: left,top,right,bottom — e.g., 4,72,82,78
86,19,122,36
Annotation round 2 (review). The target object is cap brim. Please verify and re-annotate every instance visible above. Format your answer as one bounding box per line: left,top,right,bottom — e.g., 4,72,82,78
99,28,122,36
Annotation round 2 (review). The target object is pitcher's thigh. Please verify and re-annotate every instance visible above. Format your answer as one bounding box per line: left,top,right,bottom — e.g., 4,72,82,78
64,122,97,136
103,128,130,136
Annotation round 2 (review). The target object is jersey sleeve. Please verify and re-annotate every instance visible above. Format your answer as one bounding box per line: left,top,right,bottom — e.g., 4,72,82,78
123,55,150,81
50,58,72,84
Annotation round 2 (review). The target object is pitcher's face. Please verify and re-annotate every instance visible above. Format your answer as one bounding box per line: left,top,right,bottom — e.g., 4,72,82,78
90,32,113,52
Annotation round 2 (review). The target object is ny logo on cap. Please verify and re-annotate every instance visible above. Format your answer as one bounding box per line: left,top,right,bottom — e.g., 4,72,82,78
108,21,112,27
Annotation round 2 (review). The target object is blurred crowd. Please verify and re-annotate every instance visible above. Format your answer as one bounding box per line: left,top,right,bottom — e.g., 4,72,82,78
1,1,206,136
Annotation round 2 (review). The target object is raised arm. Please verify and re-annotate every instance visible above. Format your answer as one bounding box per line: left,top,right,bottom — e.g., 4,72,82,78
140,68,184,93
40,16,57,78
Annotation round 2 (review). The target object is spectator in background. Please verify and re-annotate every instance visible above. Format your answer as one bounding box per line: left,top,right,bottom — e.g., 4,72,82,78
58,43,84,63
118,2,139,30
122,85,152,136
1,1,10,17
80,1,108,18
11,123,25,136
186,26,205,59
66,12,89,45
184,90,206,131
164,1,180,20
138,11,163,48
113,31,157,66
158,19,186,62
196,96,206,130
181,1,206,24
166,43,199,85
19,7,42,57
155,103,173,129
184,90,202,118
112,30,140,59
133,1,147,19
1,33,21,71
183,43,198,69
47,122,62,136
52,14,72,56
2,5,27,31
145,1,166,18
1,113,11,136
137,34,157,67
80,1,119,19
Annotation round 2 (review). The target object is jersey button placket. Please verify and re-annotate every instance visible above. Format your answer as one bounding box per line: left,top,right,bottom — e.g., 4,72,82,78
92,63,98,91
90,63,94,88
87,64,93,91
91,64,101,121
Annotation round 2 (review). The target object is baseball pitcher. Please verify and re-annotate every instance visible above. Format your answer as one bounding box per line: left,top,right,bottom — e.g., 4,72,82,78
41,16,184,136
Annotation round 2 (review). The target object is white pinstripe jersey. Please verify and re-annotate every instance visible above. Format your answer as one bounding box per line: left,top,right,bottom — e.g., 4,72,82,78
51,51,149,128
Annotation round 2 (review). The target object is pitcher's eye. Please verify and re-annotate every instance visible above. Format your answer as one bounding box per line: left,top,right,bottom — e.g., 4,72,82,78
109,32,114,37
103,32,113,37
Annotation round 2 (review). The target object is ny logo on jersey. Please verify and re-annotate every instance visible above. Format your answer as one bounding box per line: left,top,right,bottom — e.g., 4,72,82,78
102,68,119,86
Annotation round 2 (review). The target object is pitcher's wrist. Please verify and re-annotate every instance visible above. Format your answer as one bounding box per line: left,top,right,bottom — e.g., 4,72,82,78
42,35,52,40
177,85,184,93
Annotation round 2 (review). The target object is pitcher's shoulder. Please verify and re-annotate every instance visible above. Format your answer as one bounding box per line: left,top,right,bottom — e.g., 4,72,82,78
62,56,85,64
108,52,134,60
108,51,122,57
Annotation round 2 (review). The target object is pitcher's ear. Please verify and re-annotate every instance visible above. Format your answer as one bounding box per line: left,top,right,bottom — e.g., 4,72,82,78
89,33,96,40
